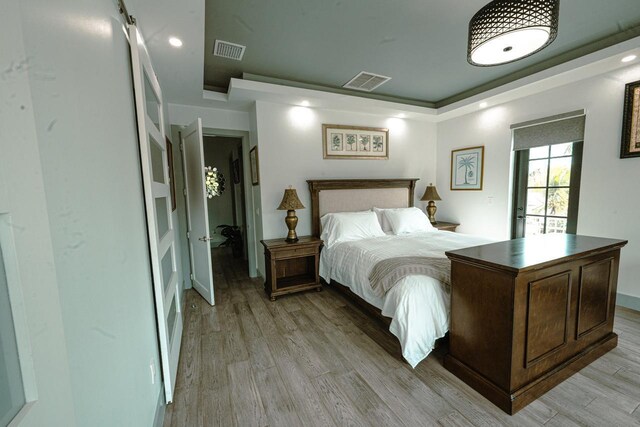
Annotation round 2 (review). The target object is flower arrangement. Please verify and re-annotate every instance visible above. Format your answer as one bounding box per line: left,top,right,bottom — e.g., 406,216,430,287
205,166,225,198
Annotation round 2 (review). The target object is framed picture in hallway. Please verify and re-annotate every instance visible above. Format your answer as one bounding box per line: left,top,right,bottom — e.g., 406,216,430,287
451,146,484,191
250,146,260,185
166,137,177,210
621,79,640,158
232,159,240,184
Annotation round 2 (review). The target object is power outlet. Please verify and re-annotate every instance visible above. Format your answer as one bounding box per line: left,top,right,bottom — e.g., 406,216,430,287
149,359,156,384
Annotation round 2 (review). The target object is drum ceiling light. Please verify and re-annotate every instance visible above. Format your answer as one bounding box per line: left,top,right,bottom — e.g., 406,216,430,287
468,0,560,66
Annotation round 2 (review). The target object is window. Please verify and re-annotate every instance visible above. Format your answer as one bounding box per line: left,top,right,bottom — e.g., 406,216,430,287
510,111,585,239
512,142,583,237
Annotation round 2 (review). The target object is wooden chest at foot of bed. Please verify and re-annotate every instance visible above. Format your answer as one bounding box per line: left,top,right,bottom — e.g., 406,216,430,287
444,234,627,415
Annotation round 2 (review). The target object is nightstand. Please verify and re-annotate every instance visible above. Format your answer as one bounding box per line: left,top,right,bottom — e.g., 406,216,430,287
260,236,323,301
433,221,460,232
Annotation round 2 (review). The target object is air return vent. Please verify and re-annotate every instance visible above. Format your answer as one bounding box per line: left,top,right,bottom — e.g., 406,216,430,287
343,71,391,92
213,40,246,61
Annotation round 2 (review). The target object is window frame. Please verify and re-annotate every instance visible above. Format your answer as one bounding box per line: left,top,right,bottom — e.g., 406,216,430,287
511,141,583,238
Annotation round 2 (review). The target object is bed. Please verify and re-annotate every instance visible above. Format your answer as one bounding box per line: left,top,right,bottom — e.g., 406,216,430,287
307,179,493,367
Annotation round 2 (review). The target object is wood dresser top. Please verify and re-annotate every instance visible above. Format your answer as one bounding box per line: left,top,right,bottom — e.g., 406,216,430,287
446,234,627,273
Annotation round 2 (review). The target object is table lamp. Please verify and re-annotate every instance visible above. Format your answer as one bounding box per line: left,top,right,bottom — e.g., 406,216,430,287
420,183,442,224
277,187,305,242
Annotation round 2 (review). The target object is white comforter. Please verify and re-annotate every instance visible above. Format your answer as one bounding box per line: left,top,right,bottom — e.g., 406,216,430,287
319,230,493,367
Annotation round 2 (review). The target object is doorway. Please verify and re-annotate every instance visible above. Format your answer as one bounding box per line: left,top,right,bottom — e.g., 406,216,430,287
203,136,248,261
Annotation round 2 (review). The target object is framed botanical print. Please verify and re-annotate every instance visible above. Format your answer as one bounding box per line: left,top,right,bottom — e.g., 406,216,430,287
621,79,640,158
322,124,389,159
451,146,484,190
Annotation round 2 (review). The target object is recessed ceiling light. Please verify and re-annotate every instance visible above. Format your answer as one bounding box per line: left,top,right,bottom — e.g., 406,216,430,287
300,100,310,107
622,55,637,63
169,37,183,48
479,102,488,109
397,113,406,118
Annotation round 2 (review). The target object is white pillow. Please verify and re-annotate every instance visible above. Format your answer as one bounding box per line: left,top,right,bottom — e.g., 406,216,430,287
320,211,386,248
372,207,393,233
383,207,436,235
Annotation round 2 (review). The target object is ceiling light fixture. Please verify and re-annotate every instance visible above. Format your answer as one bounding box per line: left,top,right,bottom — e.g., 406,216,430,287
168,37,183,48
397,113,406,118
622,55,637,63
300,100,310,107
468,0,559,67
479,102,488,109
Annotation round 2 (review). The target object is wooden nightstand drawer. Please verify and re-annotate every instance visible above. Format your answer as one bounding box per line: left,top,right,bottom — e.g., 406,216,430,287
261,236,323,301
275,245,318,259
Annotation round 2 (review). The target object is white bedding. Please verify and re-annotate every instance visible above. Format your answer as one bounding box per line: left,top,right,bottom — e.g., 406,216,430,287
319,230,493,367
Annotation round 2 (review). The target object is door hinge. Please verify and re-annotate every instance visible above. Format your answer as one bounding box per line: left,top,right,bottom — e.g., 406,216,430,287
187,232,190,239
179,143,184,152
183,188,187,196
190,273,194,280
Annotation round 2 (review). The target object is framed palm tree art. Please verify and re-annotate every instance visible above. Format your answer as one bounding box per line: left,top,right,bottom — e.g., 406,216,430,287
451,146,484,190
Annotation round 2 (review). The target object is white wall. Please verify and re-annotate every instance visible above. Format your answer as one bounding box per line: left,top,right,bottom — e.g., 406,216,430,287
253,101,438,276
436,65,640,300
16,0,165,425
0,3,76,424
248,104,265,276
169,103,250,131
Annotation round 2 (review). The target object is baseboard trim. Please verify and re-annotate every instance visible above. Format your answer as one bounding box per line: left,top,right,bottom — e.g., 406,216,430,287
617,293,640,312
153,390,165,427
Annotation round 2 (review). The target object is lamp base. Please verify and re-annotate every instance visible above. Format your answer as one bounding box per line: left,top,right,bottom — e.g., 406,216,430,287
284,209,299,243
426,201,437,225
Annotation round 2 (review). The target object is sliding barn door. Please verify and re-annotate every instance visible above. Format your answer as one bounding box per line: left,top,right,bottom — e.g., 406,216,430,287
128,24,182,403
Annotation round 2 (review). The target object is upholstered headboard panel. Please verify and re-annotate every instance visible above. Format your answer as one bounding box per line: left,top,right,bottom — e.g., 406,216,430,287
307,179,418,237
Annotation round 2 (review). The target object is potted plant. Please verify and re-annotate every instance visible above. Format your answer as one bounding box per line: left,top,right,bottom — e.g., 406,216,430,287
215,224,243,258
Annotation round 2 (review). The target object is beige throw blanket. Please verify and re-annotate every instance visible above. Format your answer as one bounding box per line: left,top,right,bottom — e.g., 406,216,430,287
368,256,451,297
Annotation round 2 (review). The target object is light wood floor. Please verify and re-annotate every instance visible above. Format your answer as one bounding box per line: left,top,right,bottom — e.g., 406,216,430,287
164,249,640,426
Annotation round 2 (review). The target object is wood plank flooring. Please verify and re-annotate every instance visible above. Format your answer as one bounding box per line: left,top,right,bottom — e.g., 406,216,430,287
164,249,640,426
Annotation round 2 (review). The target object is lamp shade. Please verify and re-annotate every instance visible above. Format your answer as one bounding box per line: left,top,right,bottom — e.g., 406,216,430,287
468,0,559,66
277,188,305,210
420,183,442,201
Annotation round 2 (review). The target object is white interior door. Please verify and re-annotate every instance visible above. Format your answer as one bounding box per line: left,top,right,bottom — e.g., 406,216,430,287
181,119,215,306
128,24,182,403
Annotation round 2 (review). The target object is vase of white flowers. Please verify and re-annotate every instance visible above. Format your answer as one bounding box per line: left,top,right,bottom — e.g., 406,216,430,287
205,166,225,198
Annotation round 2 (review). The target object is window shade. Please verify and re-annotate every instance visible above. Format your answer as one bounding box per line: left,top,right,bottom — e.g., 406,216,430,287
511,110,585,151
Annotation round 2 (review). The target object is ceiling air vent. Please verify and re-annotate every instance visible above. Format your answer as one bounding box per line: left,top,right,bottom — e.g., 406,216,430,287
343,71,391,92
213,40,246,61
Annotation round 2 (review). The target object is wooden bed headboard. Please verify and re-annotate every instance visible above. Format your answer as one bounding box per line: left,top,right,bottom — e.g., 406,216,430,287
306,179,418,237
